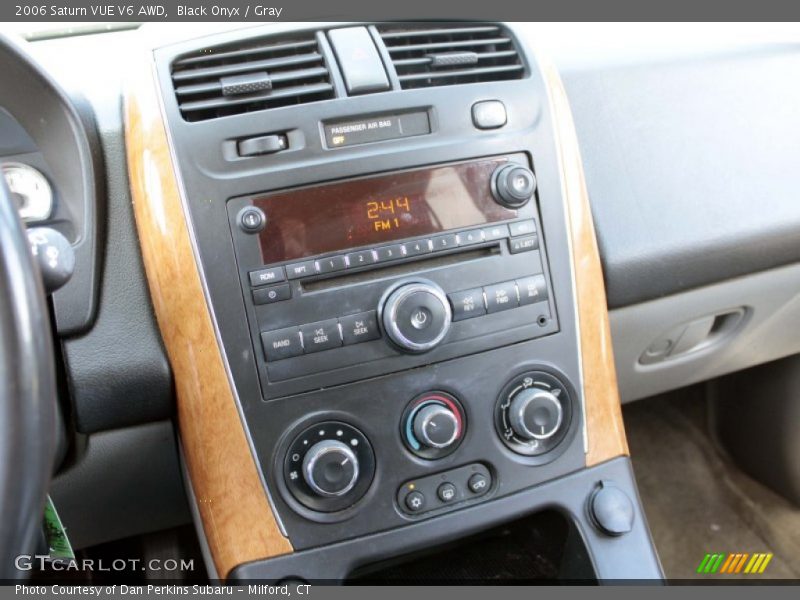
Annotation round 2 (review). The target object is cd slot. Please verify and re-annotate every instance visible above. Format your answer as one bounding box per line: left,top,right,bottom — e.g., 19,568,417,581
302,246,500,293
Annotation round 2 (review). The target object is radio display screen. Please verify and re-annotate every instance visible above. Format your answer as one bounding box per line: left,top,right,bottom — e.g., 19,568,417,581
252,157,518,264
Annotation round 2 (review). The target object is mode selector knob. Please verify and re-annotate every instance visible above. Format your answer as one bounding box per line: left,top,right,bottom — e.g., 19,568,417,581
491,164,536,208
381,281,452,353
302,440,359,498
508,388,563,441
413,403,460,449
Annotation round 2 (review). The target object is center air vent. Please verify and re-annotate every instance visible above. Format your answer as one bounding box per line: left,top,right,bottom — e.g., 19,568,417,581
171,33,335,122
378,24,524,89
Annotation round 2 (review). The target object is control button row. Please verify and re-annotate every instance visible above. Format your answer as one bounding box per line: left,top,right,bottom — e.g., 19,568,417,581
448,274,549,321
261,310,380,362
398,463,492,515
251,220,536,285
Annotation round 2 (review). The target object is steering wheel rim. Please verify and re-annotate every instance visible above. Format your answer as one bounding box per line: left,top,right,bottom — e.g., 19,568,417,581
0,172,57,577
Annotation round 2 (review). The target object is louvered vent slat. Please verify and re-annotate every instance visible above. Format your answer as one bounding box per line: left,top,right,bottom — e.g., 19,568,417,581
171,34,334,122
378,24,524,90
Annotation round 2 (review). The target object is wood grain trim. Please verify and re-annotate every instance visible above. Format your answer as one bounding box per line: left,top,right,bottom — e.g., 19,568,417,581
124,55,292,578
540,59,630,466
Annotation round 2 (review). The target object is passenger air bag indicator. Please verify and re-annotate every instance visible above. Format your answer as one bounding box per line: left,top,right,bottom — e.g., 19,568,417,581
323,111,431,148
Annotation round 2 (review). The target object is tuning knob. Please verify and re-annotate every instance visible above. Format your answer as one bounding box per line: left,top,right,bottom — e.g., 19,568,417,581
491,164,536,208
302,440,360,498
508,388,563,441
381,281,452,353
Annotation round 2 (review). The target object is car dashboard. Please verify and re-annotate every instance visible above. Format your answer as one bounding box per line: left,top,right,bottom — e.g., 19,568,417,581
3,21,800,584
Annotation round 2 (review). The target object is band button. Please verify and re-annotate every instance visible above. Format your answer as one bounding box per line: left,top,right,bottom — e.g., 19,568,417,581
261,327,303,361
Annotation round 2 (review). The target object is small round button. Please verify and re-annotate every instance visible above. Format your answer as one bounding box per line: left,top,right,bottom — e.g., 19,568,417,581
405,490,426,512
437,483,457,503
413,403,460,449
467,473,489,494
381,281,452,353
238,206,266,234
491,164,537,208
302,440,359,498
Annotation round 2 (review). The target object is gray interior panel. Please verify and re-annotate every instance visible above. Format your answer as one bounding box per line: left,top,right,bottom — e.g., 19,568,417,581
611,262,800,402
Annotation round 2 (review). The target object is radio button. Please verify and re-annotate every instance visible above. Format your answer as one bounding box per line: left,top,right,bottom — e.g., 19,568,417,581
516,275,549,306
339,311,381,345
375,244,405,263
458,229,485,246
509,219,537,237
286,260,318,280
316,255,347,274
300,319,342,353
431,233,458,251
249,266,286,287
346,249,377,268
448,288,487,321
509,235,539,254
253,283,291,305
482,224,510,241
402,239,432,257
261,327,303,361
484,281,519,313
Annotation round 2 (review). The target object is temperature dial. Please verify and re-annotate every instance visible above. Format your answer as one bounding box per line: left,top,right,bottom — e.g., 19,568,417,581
496,370,574,459
402,392,465,459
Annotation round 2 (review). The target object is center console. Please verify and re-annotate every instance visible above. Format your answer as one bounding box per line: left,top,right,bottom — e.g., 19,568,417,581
131,22,663,582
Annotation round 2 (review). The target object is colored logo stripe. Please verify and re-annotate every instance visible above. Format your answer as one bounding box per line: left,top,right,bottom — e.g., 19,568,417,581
698,552,774,574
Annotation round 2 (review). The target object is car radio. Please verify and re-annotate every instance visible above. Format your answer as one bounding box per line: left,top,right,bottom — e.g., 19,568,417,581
227,153,558,399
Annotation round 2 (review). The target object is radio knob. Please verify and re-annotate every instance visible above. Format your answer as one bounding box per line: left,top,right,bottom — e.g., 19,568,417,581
508,388,563,441
491,164,536,208
412,403,460,449
302,440,360,498
381,281,452,353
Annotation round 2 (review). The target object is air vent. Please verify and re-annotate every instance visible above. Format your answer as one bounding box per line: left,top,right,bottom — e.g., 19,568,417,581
171,34,335,122
378,24,524,89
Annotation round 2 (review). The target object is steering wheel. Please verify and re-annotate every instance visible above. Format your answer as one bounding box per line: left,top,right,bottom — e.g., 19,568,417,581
0,132,57,574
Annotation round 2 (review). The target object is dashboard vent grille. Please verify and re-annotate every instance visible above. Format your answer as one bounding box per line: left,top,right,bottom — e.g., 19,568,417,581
171,34,335,121
378,24,524,89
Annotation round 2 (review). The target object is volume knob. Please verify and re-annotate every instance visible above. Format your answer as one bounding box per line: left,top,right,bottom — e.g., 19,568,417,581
302,440,360,497
381,281,452,353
